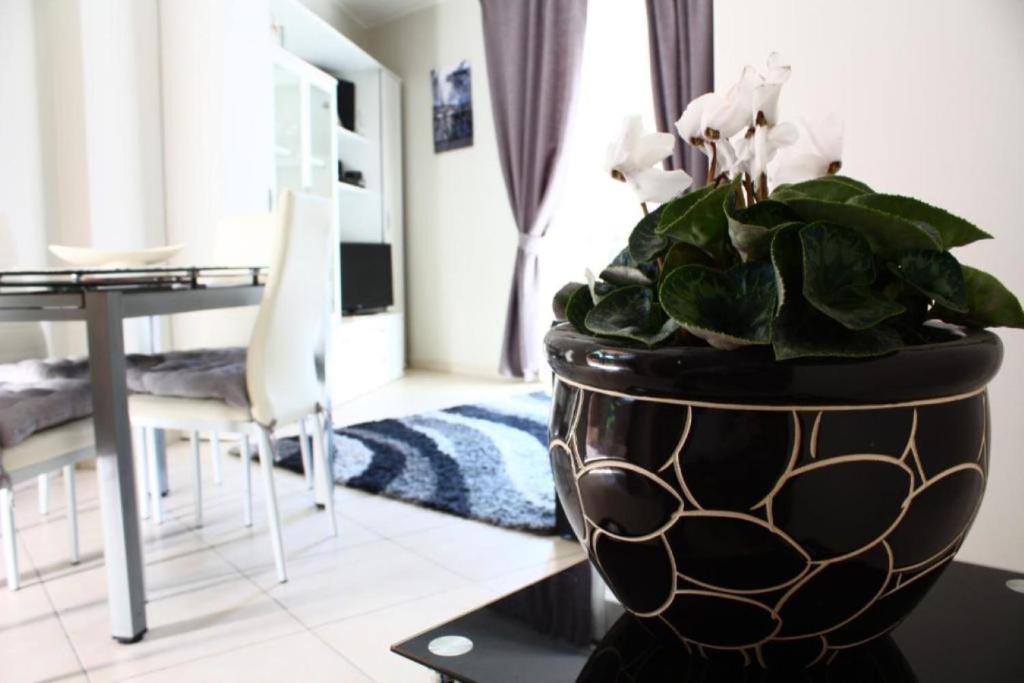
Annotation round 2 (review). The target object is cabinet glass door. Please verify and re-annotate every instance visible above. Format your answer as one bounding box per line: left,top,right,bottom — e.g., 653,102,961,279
273,63,303,194
307,81,335,198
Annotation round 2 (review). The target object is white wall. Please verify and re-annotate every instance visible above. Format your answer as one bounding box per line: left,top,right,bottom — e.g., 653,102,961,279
0,0,48,270
716,0,1024,570
159,0,276,349
365,0,518,377
1,0,166,356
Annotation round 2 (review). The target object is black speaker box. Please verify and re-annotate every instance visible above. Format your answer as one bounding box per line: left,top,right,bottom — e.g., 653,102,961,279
337,79,355,131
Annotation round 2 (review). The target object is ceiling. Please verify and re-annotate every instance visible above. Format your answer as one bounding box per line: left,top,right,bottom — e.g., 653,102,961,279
333,0,444,28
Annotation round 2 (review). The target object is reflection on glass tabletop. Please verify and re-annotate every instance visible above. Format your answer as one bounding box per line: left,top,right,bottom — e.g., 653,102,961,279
392,560,1024,682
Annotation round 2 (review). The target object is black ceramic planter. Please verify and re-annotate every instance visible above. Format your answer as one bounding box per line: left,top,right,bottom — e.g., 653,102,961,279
545,323,1002,668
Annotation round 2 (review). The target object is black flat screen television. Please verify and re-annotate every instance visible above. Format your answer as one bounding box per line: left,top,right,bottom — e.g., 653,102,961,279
340,242,393,314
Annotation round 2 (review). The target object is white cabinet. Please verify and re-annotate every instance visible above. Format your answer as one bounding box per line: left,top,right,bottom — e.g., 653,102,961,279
381,69,405,317
330,312,405,403
269,0,406,401
272,48,338,202
161,0,406,401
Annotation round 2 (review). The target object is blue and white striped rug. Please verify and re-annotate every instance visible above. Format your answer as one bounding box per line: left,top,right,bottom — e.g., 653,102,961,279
276,392,556,533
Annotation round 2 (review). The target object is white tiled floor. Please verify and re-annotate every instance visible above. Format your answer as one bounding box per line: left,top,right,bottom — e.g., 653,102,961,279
1,371,585,682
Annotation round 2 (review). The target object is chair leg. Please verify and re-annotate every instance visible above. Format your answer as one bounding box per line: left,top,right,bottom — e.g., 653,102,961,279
211,432,223,485
241,434,253,528
190,430,202,528
256,427,287,583
134,427,150,520
63,465,79,565
146,427,164,525
37,474,49,516
310,411,337,537
297,418,314,491
1,488,19,591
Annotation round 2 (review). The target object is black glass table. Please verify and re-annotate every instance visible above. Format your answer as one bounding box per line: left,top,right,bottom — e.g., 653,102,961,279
393,559,1024,682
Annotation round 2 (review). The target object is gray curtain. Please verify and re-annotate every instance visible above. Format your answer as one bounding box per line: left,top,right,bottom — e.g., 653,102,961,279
480,0,588,380
646,0,714,181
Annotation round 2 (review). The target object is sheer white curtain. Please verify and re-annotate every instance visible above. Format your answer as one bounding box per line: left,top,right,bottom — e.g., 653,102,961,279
538,1,658,373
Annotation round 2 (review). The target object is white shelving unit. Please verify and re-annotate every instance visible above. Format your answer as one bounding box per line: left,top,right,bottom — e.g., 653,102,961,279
160,0,405,400
269,0,406,403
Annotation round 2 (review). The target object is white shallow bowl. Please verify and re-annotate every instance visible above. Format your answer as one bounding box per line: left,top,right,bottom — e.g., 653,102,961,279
48,244,184,268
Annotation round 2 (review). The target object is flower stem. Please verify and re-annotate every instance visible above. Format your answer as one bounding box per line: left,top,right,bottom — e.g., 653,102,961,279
734,181,746,209
743,175,756,206
641,202,649,216
758,173,768,201
707,143,718,187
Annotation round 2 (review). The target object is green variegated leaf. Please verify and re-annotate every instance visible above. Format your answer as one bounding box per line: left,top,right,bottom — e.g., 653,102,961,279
585,286,679,344
553,282,583,322
656,183,734,262
656,186,713,235
770,224,904,360
564,283,594,333
600,265,653,287
587,276,616,305
662,242,717,279
584,286,679,346
932,265,1024,328
848,194,992,249
890,250,967,312
627,204,669,262
659,262,776,348
800,223,905,329
585,286,649,334
725,190,802,261
770,175,872,202
782,198,941,255
631,307,681,346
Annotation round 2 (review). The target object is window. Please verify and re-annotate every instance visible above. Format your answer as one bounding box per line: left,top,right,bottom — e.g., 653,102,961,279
540,1,657,339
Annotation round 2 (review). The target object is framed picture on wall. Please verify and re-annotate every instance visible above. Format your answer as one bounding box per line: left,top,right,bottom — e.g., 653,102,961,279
431,60,473,153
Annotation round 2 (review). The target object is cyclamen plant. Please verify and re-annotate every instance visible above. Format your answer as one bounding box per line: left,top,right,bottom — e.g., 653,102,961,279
553,54,1024,359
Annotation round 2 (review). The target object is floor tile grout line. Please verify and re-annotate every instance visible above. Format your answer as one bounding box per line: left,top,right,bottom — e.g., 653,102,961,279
111,630,311,683
304,575,489,633
387,527,584,584
302,551,587,634
202,528,445,629
19,536,92,682
196,516,382,683
306,626,383,683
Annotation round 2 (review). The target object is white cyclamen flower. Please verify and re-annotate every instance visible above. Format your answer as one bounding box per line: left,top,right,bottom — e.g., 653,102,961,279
701,66,761,141
769,115,844,187
763,52,791,85
675,92,722,152
747,55,798,184
677,94,740,181
606,115,692,203
678,54,794,183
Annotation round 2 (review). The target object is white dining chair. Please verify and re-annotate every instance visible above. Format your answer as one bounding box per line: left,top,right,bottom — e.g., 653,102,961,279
0,322,89,591
0,323,58,517
130,190,336,583
1,417,93,591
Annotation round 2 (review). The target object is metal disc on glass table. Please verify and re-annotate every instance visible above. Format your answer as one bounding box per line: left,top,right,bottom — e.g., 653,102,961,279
428,635,474,657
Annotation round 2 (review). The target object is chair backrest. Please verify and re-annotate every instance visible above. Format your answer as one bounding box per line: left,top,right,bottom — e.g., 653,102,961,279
246,190,332,426
0,323,48,364
0,215,50,363
214,212,275,267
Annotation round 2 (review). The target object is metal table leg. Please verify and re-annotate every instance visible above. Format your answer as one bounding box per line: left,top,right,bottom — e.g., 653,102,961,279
153,429,169,496
147,316,170,497
85,291,148,643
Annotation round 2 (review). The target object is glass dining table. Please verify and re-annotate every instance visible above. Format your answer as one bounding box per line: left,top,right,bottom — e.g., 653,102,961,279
0,266,264,643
